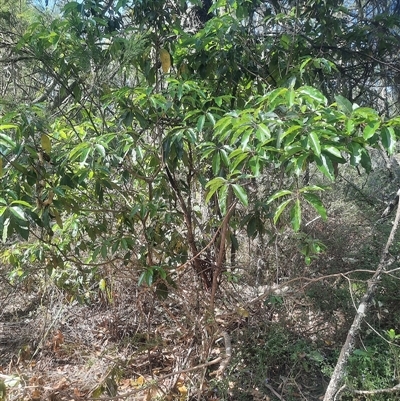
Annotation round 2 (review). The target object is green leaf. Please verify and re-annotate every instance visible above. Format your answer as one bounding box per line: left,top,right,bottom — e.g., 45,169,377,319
299,185,325,192
232,184,248,207
315,154,335,181
219,148,230,167
360,149,372,173
363,121,380,140
335,95,353,115
303,193,327,220
322,146,342,159
2,217,10,243
256,123,271,142
308,132,321,156
267,88,288,108
0,124,17,130
197,115,205,132
9,206,26,221
348,142,362,166
99,278,106,291
267,189,292,204
273,199,292,225
0,133,16,148
205,177,227,203
381,127,396,155
94,143,106,157
346,118,355,135
298,86,327,105
290,199,301,231
9,200,32,208
206,112,216,127
212,151,221,175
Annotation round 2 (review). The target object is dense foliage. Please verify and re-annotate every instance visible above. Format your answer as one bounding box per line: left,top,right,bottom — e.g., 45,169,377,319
1,0,399,292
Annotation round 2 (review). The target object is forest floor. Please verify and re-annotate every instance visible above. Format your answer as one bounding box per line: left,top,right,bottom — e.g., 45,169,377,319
1,257,354,401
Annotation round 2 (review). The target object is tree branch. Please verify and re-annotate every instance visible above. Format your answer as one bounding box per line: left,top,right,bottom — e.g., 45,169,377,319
324,187,400,400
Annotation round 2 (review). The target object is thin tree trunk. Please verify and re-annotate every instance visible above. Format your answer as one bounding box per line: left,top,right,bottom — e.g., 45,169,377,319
324,188,400,400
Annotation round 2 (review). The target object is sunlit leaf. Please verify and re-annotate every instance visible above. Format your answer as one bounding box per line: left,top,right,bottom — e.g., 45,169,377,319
9,206,26,221
308,132,321,156
363,121,380,140
205,177,227,203
41,134,51,154
99,278,106,291
273,199,292,225
267,189,292,204
315,154,335,181
232,184,248,207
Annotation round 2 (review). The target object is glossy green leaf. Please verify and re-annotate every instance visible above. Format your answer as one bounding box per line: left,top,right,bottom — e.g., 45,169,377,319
273,199,292,225
232,184,248,207
381,127,396,155
298,86,327,105
9,206,26,221
267,189,292,204
315,154,335,181
360,149,372,173
348,142,362,166
322,146,342,159
290,199,301,231
308,132,321,156
303,193,327,220
197,115,205,132
363,120,380,140
0,133,16,148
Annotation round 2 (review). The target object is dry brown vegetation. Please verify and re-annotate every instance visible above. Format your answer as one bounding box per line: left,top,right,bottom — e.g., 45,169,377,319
2,159,400,401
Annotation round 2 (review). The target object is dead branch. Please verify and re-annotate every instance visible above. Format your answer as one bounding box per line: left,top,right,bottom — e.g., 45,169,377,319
209,331,232,378
336,383,400,399
323,187,400,401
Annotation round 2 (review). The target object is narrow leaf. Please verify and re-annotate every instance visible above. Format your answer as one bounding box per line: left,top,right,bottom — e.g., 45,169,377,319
290,199,301,231
308,132,321,156
315,154,335,181
232,184,248,207
273,199,292,225
267,189,292,204
197,115,205,132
